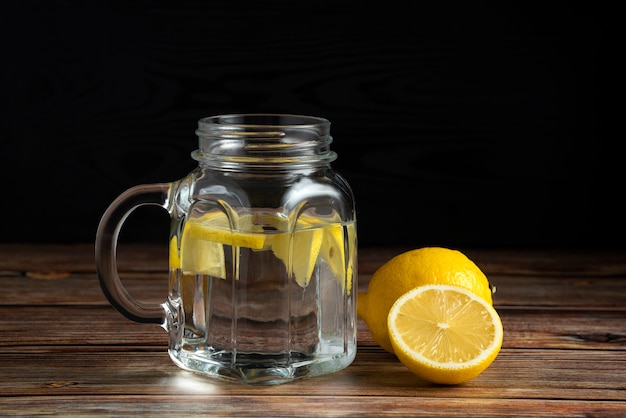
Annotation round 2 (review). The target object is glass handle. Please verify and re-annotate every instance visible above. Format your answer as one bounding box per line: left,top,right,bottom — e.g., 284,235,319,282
95,183,171,324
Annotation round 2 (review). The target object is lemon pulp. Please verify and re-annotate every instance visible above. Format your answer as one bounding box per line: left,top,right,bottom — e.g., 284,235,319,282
388,284,503,384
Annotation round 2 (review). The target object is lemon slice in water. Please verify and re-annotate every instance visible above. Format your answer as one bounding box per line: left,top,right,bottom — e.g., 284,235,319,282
176,212,268,278
270,219,324,288
171,211,353,291
185,212,267,250
318,222,356,295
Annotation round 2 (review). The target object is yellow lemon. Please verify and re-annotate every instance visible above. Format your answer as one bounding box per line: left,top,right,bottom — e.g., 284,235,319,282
170,210,355,292
184,212,267,250
271,215,356,291
358,247,493,353
270,224,324,288
339,222,357,295
388,284,503,384
179,227,226,279
176,212,267,278
317,222,357,295
169,235,181,269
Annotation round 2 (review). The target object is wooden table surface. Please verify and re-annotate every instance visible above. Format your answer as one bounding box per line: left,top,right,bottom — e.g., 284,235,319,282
1,243,625,417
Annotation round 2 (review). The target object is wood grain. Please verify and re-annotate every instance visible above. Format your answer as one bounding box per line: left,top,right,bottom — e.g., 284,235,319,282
1,244,625,416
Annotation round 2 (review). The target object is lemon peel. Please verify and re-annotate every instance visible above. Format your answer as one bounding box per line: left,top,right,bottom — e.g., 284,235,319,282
358,247,493,353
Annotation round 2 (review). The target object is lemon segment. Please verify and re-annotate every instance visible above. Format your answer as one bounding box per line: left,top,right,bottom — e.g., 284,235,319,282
320,224,344,277
177,212,268,278
180,225,227,278
344,222,356,295
185,212,267,250
388,284,503,385
271,225,324,288
169,235,181,269
295,215,356,294
319,222,356,295
172,211,354,291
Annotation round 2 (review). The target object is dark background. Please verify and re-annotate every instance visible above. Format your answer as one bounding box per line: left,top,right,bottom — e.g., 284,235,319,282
1,2,618,249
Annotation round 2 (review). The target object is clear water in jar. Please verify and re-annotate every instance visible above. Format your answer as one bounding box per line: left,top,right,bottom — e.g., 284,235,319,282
164,211,356,385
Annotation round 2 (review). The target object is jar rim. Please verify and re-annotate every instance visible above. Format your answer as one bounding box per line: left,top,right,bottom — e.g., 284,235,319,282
194,114,336,168
198,114,330,131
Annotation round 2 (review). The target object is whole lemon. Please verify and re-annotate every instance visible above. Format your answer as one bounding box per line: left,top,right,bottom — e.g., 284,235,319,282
357,247,493,353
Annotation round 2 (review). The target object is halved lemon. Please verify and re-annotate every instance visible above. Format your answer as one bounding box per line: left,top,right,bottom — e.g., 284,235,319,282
388,284,503,384
358,247,493,354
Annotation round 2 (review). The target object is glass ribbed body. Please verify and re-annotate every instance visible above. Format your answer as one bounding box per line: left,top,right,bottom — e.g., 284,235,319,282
164,114,357,385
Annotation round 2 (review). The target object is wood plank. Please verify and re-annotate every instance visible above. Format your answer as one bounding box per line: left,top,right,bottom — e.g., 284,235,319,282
0,306,168,348
0,396,623,417
2,271,626,310
1,245,624,417
1,306,625,351
0,273,168,306
489,275,626,309
0,350,624,401
500,309,626,349
465,248,626,277
2,244,626,277
0,243,169,273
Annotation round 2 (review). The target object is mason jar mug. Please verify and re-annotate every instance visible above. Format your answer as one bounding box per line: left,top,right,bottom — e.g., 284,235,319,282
95,114,357,385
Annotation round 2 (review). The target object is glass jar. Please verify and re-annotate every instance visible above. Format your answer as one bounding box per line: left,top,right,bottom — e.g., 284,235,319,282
96,114,357,385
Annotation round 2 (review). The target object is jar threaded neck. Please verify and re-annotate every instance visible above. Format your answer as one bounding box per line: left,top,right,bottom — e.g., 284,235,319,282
193,114,336,168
